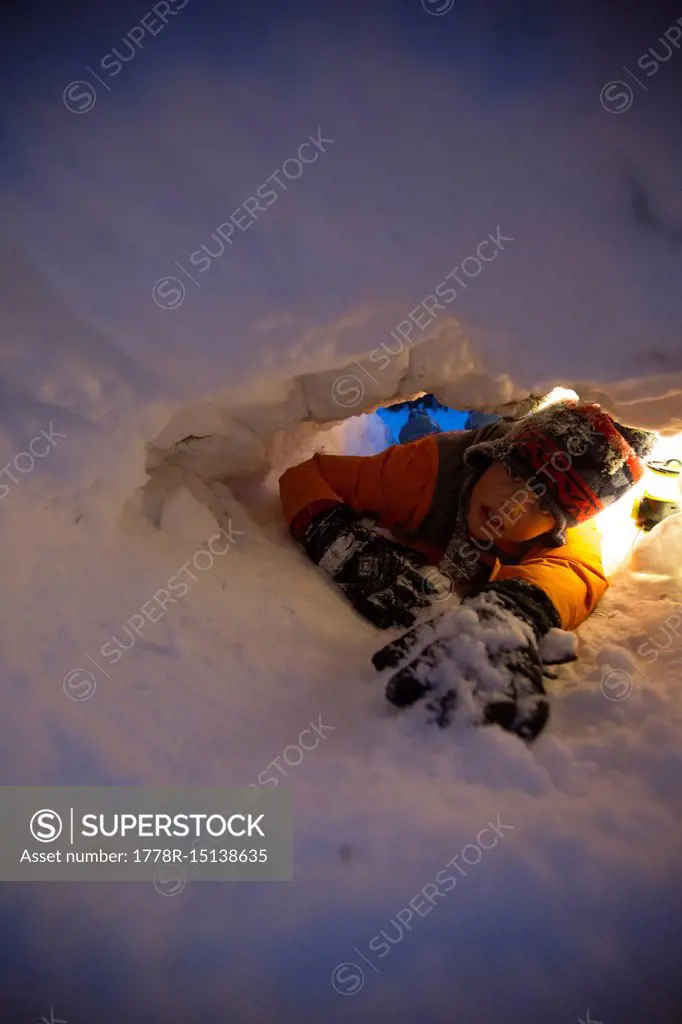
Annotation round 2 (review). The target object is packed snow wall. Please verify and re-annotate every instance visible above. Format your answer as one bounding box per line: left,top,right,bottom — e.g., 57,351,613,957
3,8,682,510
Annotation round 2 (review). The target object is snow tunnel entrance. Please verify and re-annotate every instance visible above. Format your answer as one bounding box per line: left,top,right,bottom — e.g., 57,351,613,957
139,346,682,581
138,382,502,542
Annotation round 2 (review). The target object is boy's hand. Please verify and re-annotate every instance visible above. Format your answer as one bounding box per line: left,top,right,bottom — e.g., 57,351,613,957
301,503,434,629
372,580,564,741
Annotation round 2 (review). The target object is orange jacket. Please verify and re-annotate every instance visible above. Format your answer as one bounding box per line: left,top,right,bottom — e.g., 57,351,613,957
279,434,608,630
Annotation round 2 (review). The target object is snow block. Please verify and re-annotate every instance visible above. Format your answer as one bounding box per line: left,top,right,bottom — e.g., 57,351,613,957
299,354,409,421
146,401,267,480
631,512,682,578
400,322,517,412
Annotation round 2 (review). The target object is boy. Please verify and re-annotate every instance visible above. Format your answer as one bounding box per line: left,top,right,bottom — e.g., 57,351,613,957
279,400,655,741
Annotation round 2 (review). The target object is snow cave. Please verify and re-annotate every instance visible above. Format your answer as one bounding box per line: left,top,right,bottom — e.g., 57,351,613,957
3,2,682,1021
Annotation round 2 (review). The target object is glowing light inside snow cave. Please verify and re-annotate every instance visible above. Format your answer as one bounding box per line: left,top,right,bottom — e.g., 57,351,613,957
373,393,681,578
596,432,682,576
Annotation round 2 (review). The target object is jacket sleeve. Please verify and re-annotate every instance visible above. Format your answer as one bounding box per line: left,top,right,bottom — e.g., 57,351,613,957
279,436,439,537
490,519,608,631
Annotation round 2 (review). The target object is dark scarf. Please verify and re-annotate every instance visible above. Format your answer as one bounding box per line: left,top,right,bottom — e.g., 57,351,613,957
438,468,493,587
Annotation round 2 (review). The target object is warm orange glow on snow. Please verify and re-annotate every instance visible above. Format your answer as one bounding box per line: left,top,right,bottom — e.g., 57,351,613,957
596,432,682,576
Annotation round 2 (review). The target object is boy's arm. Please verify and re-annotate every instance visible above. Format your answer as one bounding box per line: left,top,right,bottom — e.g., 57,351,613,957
373,518,608,740
489,519,608,630
279,436,439,538
279,437,441,630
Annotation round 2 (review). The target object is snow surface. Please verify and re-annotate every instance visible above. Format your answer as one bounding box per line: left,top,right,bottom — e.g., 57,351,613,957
3,5,682,1022
2,374,682,1023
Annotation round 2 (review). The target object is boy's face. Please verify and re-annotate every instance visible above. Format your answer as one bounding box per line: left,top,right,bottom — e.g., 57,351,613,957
467,460,556,544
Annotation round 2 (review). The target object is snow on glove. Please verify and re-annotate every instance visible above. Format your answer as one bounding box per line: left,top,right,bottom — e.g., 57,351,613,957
301,503,435,630
372,579,565,741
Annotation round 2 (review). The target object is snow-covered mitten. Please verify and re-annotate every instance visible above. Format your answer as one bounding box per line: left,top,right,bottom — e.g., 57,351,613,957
301,503,434,630
372,579,564,741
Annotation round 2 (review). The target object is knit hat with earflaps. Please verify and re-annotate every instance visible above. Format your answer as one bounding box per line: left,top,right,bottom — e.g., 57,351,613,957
464,400,657,545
